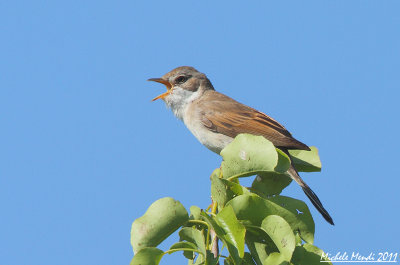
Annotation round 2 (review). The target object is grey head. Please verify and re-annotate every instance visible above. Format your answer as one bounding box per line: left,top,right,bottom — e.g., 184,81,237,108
148,66,215,119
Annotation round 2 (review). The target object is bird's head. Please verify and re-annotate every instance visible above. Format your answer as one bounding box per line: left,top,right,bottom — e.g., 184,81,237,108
148,66,214,114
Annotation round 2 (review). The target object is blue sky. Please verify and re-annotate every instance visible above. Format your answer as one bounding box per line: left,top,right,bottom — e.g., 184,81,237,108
1,1,399,264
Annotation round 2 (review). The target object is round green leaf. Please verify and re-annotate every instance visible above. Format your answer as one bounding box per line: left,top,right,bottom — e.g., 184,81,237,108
291,244,332,265
221,178,250,196
130,247,163,265
211,175,250,210
131,197,188,254
227,194,315,243
242,252,257,265
220,134,291,179
289,146,321,172
224,258,234,265
169,241,197,259
245,233,271,265
189,206,202,220
295,232,302,246
216,206,246,261
205,251,219,265
264,252,290,265
188,251,218,265
261,215,296,261
179,227,206,256
251,172,292,196
201,206,246,265
211,174,232,208
268,196,315,244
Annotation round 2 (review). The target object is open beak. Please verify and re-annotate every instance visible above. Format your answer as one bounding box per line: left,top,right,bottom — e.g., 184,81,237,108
147,78,173,101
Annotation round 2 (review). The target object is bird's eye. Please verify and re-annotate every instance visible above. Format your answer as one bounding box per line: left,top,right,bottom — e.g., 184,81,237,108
175,75,188,84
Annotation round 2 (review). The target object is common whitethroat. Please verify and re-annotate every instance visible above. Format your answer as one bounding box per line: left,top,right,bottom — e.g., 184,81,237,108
148,66,334,225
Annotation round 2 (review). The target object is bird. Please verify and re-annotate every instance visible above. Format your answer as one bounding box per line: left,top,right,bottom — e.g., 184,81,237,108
148,66,334,225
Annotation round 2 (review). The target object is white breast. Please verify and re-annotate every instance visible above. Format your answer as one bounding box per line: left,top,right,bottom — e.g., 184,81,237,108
183,102,233,154
164,87,233,154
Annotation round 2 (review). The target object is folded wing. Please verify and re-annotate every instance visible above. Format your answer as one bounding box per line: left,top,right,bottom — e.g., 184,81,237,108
199,91,310,151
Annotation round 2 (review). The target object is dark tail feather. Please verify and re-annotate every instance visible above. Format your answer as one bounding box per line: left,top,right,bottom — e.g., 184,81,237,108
288,166,335,225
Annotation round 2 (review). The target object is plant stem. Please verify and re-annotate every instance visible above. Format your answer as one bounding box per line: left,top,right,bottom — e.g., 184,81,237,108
210,201,219,260
162,248,202,257
187,219,209,227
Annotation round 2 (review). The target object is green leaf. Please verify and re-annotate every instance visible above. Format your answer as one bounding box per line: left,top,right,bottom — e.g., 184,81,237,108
190,206,202,220
131,197,188,254
189,254,204,265
224,258,234,265
251,172,292,196
302,243,330,261
291,243,332,265
267,196,314,244
211,175,250,210
245,233,270,265
261,215,295,261
169,241,198,259
264,252,290,265
211,174,232,209
201,207,246,265
227,194,315,244
289,146,321,172
205,251,219,265
211,168,222,178
130,247,164,265
188,250,218,265
221,178,250,196
242,252,257,265
294,232,302,246
216,206,246,261
220,134,291,179
179,227,207,257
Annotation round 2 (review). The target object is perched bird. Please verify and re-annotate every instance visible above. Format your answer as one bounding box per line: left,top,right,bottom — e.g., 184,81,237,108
148,66,334,225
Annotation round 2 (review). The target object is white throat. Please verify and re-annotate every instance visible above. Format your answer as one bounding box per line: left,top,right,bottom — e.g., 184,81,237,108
164,87,202,121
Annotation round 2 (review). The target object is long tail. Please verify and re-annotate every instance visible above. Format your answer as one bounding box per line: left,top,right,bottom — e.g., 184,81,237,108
287,166,334,225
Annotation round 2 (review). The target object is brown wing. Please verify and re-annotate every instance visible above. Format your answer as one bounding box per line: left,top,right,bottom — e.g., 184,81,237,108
198,90,310,150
